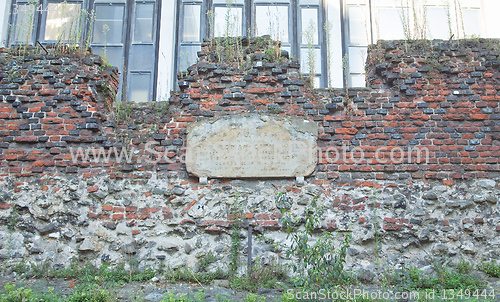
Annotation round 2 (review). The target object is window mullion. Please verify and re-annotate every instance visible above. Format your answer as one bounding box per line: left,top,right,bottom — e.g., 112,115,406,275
320,0,327,88
121,0,133,101
291,0,298,58
202,0,210,40
153,0,161,102
34,0,42,44
245,0,252,36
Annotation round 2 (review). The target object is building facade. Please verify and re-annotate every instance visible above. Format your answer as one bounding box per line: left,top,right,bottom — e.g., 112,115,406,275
0,0,499,102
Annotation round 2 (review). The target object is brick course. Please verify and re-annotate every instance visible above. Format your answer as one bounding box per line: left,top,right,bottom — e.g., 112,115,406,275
2,40,500,184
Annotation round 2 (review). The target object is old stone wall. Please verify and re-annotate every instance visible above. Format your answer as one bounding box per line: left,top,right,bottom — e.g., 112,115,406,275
0,40,499,281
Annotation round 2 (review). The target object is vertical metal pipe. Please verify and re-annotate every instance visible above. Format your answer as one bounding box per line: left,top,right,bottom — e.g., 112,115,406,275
339,0,347,89
368,0,373,45
247,225,252,273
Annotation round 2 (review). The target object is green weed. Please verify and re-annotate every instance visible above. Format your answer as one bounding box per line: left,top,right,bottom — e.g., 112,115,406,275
457,258,473,274
481,260,500,278
230,259,289,292
281,195,352,288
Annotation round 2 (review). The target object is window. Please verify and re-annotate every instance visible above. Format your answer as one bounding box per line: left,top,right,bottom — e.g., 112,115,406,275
377,8,406,40
458,0,482,38
93,4,124,44
127,1,157,102
7,0,160,103
6,0,486,97
42,2,82,42
174,0,329,88
176,0,203,73
300,6,322,87
254,5,289,42
344,0,370,87
214,3,243,37
10,2,37,44
425,5,450,40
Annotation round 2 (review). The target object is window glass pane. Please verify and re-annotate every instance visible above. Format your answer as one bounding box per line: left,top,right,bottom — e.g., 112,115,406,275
300,0,320,5
350,74,365,87
348,46,367,74
44,3,82,41
183,4,201,42
377,0,400,6
348,6,368,45
179,45,200,71
92,46,123,71
13,4,35,44
254,0,289,3
255,5,289,43
93,5,124,43
214,6,242,37
346,0,366,4
300,47,321,74
313,76,320,88
462,0,481,6
378,8,406,40
129,73,151,102
463,9,480,37
130,44,154,70
425,7,449,39
134,3,154,43
301,8,318,44
213,0,244,4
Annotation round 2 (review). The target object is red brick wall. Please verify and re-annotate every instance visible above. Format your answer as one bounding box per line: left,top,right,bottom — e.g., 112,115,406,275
2,39,500,184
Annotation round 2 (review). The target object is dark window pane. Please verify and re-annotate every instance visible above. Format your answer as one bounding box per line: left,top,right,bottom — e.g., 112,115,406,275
92,46,124,71
179,45,200,71
130,44,154,70
134,3,154,42
12,4,35,44
129,73,151,102
93,5,124,44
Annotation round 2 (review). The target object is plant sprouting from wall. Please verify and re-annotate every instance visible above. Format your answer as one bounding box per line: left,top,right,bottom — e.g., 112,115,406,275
445,0,453,40
413,0,426,40
53,2,86,54
324,21,333,88
85,9,95,51
280,196,352,287
115,100,134,123
303,20,316,88
398,0,428,41
101,24,110,65
207,10,215,49
9,0,38,55
9,2,96,56
224,0,235,62
455,0,467,39
342,53,352,116
399,0,412,41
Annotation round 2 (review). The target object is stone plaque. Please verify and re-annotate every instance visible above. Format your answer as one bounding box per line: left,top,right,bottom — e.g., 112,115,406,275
186,114,318,178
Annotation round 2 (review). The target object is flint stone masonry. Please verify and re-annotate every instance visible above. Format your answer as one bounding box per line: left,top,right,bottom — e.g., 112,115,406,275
186,114,318,178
